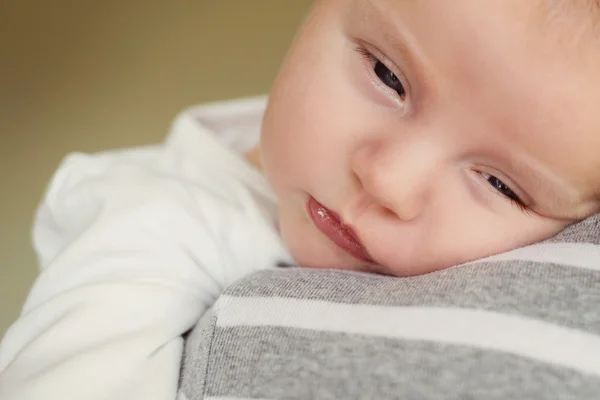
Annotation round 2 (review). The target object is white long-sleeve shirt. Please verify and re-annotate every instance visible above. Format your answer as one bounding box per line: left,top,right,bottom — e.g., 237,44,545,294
0,96,290,399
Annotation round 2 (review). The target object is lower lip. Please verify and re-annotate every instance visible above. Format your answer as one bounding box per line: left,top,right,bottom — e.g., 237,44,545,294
307,197,373,263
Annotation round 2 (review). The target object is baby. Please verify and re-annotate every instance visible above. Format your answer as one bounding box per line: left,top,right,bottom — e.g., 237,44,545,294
259,0,600,277
1,0,600,398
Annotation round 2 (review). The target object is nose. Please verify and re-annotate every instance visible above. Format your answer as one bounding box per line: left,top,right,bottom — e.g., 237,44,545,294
351,138,438,222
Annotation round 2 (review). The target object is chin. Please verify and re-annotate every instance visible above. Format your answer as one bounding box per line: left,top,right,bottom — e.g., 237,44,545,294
283,231,364,272
289,245,360,271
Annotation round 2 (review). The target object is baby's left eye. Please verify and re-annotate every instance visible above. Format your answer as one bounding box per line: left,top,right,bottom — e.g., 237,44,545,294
374,61,406,99
355,45,406,101
481,172,521,203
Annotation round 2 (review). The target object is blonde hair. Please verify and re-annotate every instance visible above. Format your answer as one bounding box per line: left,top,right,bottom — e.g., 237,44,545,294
540,0,600,34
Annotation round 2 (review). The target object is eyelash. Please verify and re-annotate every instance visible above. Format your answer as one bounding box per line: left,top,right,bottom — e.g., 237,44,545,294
478,172,529,213
354,45,407,101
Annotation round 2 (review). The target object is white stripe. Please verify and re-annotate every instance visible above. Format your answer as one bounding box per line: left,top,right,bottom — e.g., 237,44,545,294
465,242,600,271
217,296,600,376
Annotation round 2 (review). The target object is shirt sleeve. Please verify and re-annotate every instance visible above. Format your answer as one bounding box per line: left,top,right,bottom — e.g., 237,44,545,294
0,126,279,399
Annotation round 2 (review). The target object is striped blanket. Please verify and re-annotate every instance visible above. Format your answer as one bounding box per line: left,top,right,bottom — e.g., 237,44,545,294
180,215,600,400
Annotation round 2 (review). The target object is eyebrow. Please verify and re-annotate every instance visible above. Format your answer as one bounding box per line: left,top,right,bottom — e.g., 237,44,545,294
352,0,433,93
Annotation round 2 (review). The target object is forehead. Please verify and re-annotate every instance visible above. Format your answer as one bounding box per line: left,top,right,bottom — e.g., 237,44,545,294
348,0,600,207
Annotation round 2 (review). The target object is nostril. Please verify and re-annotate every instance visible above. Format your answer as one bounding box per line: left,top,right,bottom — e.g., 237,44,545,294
350,143,378,188
352,169,363,188
382,206,397,218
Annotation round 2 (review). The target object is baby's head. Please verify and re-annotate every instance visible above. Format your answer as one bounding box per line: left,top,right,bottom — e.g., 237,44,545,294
259,0,600,276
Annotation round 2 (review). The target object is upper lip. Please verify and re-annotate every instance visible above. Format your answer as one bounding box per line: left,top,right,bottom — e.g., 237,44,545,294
324,207,367,250
307,197,374,263
337,217,363,246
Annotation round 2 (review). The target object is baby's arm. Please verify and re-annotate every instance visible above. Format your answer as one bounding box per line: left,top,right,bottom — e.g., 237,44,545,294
0,129,280,399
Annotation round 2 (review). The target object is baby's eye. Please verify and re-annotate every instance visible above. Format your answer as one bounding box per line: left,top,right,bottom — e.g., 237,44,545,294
355,45,406,100
374,61,406,99
481,172,521,203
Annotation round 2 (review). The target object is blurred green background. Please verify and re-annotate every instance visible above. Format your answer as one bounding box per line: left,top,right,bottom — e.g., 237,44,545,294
0,1,313,335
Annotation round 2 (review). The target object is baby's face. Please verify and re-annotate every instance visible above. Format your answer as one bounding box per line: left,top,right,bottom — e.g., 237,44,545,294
261,0,600,276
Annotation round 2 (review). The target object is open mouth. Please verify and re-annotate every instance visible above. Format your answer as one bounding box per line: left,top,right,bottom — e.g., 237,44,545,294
307,196,373,263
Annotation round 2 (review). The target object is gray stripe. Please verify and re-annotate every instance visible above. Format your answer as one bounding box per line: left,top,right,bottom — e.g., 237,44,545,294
224,264,600,334
204,398,270,400
200,326,600,400
181,308,218,400
545,214,600,245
